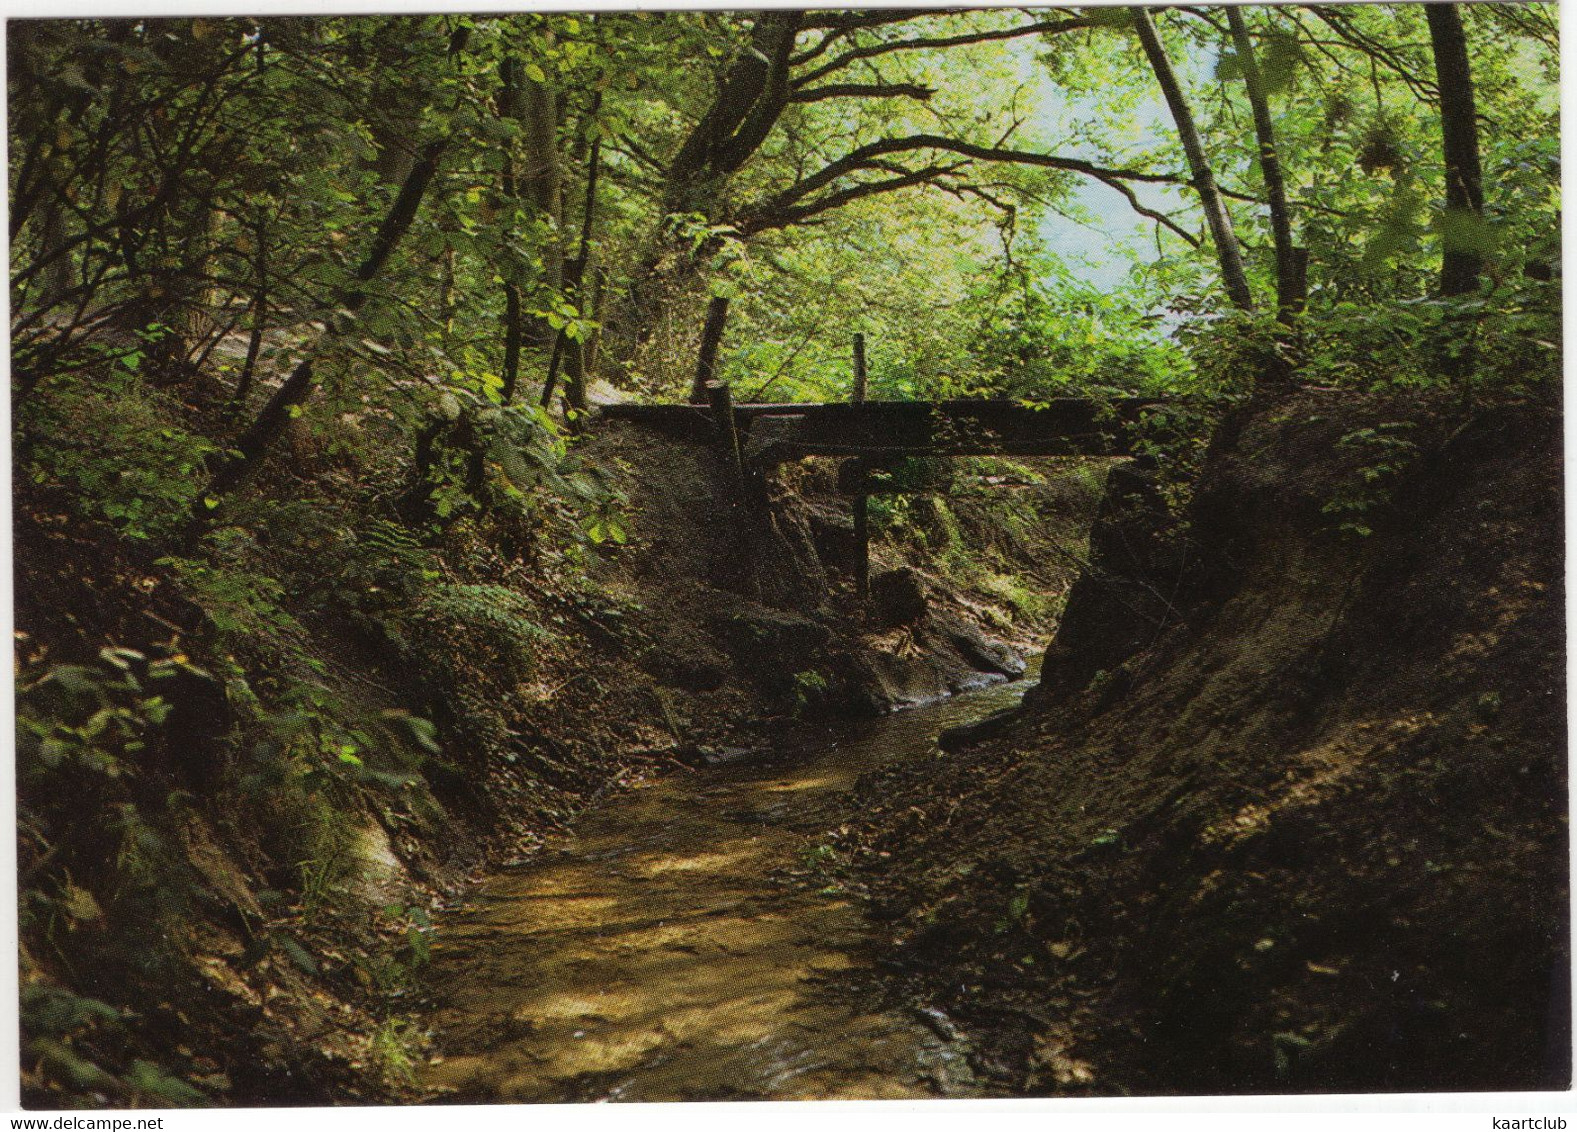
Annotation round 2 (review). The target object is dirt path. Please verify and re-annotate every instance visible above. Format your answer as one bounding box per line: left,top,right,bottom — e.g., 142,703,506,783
419,671,1037,1103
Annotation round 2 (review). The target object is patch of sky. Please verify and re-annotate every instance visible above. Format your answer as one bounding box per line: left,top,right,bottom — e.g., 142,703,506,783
1002,31,1219,294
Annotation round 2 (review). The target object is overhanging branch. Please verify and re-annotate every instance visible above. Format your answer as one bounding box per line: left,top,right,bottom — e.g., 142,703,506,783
791,81,935,103
740,132,1216,246
753,133,1203,221
741,164,965,234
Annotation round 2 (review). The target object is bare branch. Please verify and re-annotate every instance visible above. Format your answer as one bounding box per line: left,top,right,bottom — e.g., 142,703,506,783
791,81,935,103
741,164,963,234
609,133,667,175
797,10,941,32
1086,173,1201,247
1307,6,1439,100
735,127,1223,249
750,132,1202,223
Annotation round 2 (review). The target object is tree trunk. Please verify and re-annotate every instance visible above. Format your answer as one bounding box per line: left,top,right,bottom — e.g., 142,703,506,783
583,266,605,382
557,96,604,416
1426,2,1486,296
1226,7,1302,319
232,209,268,409
501,282,523,404
1133,7,1256,312
561,331,588,416
606,12,801,366
516,59,564,350
497,56,525,404
34,199,74,310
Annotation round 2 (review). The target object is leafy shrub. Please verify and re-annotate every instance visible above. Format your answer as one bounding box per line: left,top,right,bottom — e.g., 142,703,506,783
19,375,215,541
409,582,555,680
1294,281,1560,397
20,982,209,1108
159,555,308,654
1320,422,1422,538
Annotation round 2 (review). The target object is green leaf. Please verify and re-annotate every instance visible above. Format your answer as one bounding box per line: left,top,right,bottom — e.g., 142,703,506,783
1436,208,1503,258
277,935,319,975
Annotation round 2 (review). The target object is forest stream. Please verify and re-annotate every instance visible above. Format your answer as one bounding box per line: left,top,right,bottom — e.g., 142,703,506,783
419,664,1041,1103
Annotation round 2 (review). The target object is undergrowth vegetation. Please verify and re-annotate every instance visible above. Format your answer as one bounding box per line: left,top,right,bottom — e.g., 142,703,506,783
14,347,626,1104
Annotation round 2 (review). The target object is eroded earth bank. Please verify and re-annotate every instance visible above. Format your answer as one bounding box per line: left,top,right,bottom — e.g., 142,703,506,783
834,386,1568,1095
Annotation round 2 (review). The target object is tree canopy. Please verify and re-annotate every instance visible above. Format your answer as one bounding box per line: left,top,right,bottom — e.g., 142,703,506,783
12,7,1558,429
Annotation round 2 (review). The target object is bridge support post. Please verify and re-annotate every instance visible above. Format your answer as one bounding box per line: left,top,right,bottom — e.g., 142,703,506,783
851,333,871,601
851,463,871,601
705,380,746,497
705,379,761,599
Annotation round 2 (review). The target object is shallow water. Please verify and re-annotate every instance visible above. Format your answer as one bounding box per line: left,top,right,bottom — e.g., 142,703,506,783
421,662,1039,1103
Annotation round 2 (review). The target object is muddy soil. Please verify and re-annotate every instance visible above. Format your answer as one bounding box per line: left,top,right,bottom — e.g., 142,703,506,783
419,665,1040,1103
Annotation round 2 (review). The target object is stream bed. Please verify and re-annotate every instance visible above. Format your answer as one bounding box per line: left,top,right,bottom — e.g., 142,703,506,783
420,663,1040,1103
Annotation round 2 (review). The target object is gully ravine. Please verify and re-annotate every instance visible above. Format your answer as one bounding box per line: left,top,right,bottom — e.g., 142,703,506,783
419,662,1042,1103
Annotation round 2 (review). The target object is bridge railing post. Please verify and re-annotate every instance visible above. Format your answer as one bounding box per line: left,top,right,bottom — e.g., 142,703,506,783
852,332,868,403
690,296,731,405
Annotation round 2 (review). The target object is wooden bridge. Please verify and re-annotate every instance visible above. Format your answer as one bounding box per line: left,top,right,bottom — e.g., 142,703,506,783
591,328,1185,597
598,383,1168,600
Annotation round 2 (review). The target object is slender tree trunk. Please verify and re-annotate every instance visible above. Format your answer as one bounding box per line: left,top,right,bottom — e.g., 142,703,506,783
181,202,224,362
232,210,268,409
561,334,588,415
1425,2,1486,296
1226,7,1302,319
517,59,564,350
539,332,566,408
558,106,603,415
497,56,525,405
34,200,73,310
583,266,605,382
1133,7,1256,312
501,283,523,404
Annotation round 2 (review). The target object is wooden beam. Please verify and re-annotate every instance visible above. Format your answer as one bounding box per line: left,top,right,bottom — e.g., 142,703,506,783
852,332,868,401
599,396,1173,462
